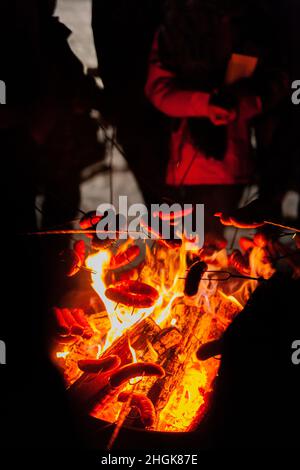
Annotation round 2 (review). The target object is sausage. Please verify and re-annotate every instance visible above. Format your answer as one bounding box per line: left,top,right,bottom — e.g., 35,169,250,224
109,245,140,270
61,308,84,336
203,233,228,251
72,308,93,339
53,308,93,338
118,392,156,427
74,240,85,260
228,250,250,276
196,339,223,361
239,237,255,252
105,281,159,308
114,268,139,282
92,235,115,251
71,308,90,329
60,240,85,277
253,232,268,248
158,238,182,250
215,211,265,229
79,211,103,230
140,213,184,249
78,356,121,374
140,219,162,239
60,248,82,277
153,207,194,222
67,252,81,277
63,240,86,277
184,261,208,297
53,307,70,336
109,362,165,388
55,335,78,345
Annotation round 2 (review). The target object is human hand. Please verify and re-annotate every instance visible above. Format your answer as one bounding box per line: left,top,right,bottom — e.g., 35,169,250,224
208,103,237,126
215,200,266,229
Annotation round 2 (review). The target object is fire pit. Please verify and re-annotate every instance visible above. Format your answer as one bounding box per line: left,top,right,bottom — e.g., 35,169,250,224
51,228,298,439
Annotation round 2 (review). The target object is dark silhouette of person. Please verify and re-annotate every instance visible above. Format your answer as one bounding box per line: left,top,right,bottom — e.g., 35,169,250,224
92,0,168,206
197,273,300,449
0,0,95,448
256,0,300,221
145,0,289,236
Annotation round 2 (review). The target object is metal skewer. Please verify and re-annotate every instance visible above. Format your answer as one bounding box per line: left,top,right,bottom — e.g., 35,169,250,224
26,229,143,236
264,221,300,233
180,271,263,282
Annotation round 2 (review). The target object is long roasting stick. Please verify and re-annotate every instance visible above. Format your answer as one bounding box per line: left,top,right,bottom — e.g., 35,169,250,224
27,219,300,236
26,229,144,236
107,395,134,451
107,376,144,451
264,221,300,233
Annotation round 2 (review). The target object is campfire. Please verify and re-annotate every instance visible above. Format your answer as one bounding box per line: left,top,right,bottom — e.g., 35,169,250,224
51,218,298,435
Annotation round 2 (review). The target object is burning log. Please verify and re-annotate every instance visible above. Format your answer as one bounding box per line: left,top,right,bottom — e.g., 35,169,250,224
147,305,208,424
53,215,284,432
68,318,168,415
152,327,182,356
102,318,161,365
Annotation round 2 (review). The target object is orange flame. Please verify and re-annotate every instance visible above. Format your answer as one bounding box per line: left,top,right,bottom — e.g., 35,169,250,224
54,232,276,433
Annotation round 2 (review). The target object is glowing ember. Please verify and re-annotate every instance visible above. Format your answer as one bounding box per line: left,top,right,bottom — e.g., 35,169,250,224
56,351,70,359
52,235,276,432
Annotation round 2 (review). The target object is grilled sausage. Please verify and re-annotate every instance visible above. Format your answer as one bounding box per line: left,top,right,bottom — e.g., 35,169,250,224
78,356,121,374
118,392,156,427
110,362,165,388
184,261,208,297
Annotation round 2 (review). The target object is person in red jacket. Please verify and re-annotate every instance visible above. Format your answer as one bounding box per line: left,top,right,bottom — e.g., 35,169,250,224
145,0,288,236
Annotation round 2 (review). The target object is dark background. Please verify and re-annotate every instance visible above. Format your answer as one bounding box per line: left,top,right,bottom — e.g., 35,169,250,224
0,0,299,451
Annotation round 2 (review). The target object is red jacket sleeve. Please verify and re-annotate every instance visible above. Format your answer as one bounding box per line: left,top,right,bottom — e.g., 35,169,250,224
145,35,211,118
